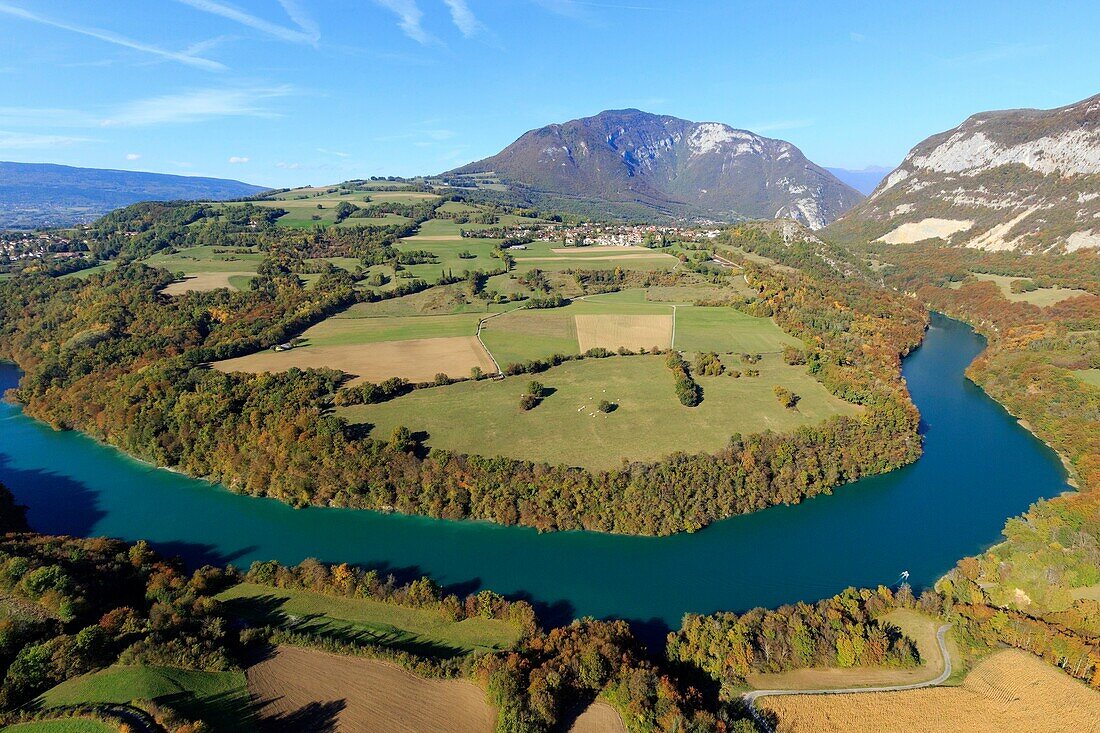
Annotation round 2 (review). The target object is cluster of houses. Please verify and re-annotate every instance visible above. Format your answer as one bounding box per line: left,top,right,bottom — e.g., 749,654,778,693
0,231,88,265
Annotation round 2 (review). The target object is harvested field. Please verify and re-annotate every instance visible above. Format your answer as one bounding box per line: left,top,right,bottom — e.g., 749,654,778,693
246,645,496,733
212,335,495,384
759,650,1100,733
575,314,672,352
163,272,250,295
566,701,627,733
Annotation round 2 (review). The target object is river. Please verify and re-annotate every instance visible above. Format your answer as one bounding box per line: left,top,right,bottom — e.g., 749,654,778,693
0,313,1071,633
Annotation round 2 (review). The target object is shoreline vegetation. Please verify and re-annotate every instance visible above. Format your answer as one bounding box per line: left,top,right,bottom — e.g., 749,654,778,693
0,203,928,536
1,196,1096,731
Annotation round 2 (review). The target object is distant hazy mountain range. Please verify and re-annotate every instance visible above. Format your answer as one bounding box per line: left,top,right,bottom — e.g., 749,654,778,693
826,93,1100,252
449,109,863,229
824,167,892,196
0,162,267,229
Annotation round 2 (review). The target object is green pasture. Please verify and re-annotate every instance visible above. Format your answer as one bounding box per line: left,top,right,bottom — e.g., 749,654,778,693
972,272,1090,307
144,245,265,275
37,665,252,733
1,721,116,733
302,312,483,346
216,583,520,657
341,353,857,470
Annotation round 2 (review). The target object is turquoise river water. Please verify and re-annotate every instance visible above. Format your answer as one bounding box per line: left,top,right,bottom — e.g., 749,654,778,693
0,313,1071,632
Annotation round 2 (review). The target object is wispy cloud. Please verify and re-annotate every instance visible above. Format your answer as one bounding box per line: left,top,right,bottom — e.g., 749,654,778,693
125,152,142,160
443,0,482,37
175,0,320,44
276,161,300,169
747,119,814,133
0,1,225,71
317,147,350,157
228,155,250,164
533,0,664,16
849,31,865,42
100,86,293,127
374,0,432,44
0,130,89,149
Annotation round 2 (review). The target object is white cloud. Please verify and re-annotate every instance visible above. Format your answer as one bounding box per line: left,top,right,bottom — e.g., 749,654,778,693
316,147,349,157
374,0,431,44
849,31,865,42
0,1,225,71
125,152,141,160
0,130,88,149
228,156,250,164
276,161,300,169
100,86,293,127
443,0,482,37
175,0,320,44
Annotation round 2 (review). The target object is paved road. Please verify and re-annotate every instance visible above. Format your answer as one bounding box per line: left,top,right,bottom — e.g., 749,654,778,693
742,624,952,733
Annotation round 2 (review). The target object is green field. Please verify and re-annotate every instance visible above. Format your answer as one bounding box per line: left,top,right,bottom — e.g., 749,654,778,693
38,665,252,733
972,272,1090,306
479,292,799,366
395,235,504,281
216,583,520,657
508,241,680,272
1073,368,1100,387
313,312,484,344
674,306,801,353
341,353,857,469
144,245,266,275
343,283,524,317
1,721,116,733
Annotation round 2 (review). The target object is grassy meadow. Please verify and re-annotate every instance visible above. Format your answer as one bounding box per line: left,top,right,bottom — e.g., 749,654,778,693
480,291,800,367
0,721,117,733
216,583,520,657
341,353,857,469
972,272,1089,306
37,665,252,733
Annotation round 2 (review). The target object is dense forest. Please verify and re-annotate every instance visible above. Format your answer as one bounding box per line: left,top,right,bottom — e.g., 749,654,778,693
666,587,923,695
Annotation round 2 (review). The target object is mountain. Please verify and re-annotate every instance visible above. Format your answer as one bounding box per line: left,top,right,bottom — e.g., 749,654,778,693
825,166,892,195
825,94,1100,252
0,162,268,229
449,109,863,229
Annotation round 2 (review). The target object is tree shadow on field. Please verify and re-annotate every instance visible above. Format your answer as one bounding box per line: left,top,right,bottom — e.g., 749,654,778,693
250,693,346,733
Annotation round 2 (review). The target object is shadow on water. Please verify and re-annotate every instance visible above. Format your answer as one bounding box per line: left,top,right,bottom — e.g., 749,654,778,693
0,454,106,537
153,540,261,570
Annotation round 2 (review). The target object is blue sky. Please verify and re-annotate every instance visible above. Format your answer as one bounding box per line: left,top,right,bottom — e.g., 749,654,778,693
0,0,1096,187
